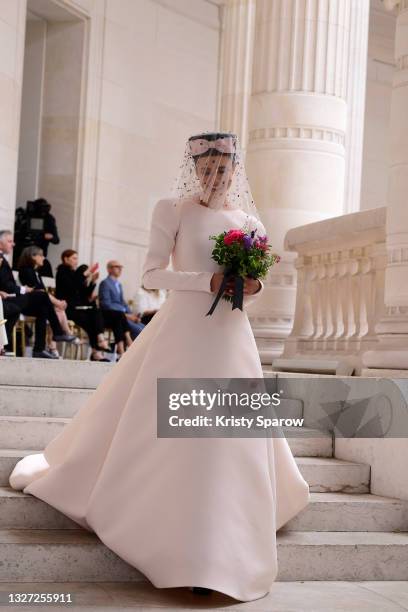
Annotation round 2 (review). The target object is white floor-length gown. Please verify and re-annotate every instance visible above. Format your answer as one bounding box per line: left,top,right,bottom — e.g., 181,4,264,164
9,195,310,602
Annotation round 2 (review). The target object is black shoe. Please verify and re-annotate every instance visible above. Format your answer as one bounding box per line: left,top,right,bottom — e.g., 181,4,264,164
191,587,213,596
33,349,59,359
53,334,77,343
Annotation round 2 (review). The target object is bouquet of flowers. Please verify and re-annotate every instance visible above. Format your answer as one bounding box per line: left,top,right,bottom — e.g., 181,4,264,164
206,222,280,316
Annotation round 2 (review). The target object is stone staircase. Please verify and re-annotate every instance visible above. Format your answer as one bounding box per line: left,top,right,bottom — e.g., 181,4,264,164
0,358,407,583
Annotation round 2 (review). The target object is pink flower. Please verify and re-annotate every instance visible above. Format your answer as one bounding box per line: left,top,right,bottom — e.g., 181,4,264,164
254,235,268,251
255,242,267,251
224,229,245,245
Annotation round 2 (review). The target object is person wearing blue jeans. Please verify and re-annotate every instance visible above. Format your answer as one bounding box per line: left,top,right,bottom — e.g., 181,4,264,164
99,261,145,349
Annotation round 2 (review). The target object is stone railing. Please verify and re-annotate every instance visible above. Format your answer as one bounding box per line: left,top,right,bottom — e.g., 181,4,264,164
276,207,387,375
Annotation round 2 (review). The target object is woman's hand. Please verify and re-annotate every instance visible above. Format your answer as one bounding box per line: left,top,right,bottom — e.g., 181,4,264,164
85,263,99,282
210,272,226,293
225,277,261,296
243,277,262,295
54,299,67,310
211,273,261,296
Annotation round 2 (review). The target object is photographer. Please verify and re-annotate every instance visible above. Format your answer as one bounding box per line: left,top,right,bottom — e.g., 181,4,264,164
13,198,60,277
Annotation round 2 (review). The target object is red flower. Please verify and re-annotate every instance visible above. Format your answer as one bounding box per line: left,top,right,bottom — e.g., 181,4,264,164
223,229,245,245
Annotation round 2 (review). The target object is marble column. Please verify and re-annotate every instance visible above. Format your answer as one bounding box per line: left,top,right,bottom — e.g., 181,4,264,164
363,0,408,373
245,0,354,362
218,0,256,152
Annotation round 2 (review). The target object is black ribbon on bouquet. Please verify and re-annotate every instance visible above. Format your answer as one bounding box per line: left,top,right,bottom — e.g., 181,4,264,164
206,270,244,316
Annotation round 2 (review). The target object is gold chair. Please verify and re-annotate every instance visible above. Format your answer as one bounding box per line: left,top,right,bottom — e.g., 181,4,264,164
62,321,87,360
12,315,36,357
12,318,25,357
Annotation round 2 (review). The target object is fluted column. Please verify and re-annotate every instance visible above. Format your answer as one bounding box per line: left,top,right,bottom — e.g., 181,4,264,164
363,0,408,372
245,0,358,362
218,0,256,151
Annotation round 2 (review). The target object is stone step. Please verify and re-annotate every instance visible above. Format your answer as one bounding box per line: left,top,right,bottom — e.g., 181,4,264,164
0,450,41,487
0,529,143,582
0,417,70,450
296,457,370,493
0,487,81,530
0,386,91,418
1,452,352,491
0,416,333,457
276,531,408,581
0,580,405,609
0,387,304,421
281,492,408,532
1,487,406,533
0,357,275,389
0,358,112,389
0,529,407,582
284,428,333,457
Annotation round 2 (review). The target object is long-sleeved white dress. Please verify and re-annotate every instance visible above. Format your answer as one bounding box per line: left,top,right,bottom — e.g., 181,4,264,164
9,195,310,602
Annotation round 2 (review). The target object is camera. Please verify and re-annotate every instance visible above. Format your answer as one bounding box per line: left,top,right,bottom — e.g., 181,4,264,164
14,199,52,244
25,199,51,237
13,198,59,273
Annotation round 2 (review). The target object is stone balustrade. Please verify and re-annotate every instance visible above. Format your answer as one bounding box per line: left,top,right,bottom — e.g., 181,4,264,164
277,207,387,375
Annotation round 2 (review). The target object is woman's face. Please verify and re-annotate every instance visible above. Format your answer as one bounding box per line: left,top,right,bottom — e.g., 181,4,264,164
64,253,78,269
195,153,235,205
32,252,44,268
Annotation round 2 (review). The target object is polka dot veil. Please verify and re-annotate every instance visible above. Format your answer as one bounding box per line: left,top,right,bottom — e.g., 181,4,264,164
170,131,261,220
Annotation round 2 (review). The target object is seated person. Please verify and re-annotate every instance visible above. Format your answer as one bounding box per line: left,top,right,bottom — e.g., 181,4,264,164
18,245,80,358
55,250,112,361
133,284,167,325
0,230,76,358
99,260,145,349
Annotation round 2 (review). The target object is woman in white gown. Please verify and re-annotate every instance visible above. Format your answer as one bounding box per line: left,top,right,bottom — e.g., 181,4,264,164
9,132,310,602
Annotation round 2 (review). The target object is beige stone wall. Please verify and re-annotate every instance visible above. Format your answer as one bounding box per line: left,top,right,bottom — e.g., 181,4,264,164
0,0,27,229
17,16,46,207
92,0,220,297
39,18,85,266
0,0,220,297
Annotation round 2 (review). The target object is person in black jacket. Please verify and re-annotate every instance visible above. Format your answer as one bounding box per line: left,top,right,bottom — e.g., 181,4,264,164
18,246,78,358
18,247,48,290
0,230,76,358
56,249,111,361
